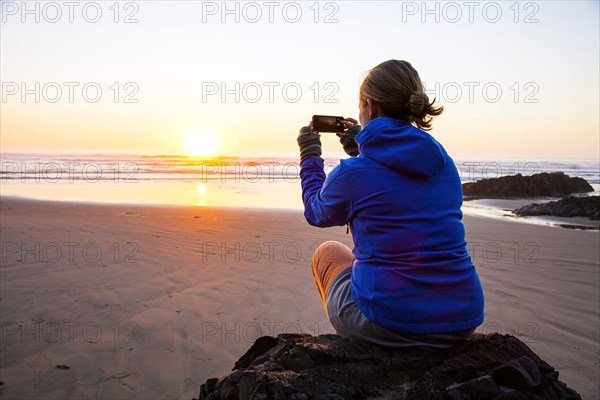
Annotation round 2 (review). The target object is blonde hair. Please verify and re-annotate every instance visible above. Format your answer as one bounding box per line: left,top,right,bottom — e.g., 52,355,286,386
359,60,443,131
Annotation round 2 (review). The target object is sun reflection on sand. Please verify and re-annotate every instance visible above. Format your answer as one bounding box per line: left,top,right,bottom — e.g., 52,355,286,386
197,183,207,206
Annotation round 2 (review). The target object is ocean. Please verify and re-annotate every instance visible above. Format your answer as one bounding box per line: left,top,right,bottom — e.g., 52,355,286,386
1,152,598,228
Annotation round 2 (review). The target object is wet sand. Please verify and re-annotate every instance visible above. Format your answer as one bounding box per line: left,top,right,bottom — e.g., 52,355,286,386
0,197,598,399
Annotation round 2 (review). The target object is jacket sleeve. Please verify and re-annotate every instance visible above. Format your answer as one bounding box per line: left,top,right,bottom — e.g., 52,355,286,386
299,158,353,227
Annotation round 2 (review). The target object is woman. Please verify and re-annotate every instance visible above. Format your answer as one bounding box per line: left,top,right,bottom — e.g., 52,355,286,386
297,60,484,348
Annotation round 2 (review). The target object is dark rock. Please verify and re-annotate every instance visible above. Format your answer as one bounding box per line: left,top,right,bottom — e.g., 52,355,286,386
489,356,542,389
514,196,600,220
199,378,219,399
462,172,593,199
446,374,502,399
234,336,280,370
194,333,581,400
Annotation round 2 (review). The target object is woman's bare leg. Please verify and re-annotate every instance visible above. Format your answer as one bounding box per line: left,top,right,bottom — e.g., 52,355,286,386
310,240,354,313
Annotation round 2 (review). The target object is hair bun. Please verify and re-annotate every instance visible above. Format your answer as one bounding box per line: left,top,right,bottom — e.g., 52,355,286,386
408,92,428,117
359,60,443,130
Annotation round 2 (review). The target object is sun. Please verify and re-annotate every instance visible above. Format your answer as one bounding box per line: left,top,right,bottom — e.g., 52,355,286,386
182,129,222,156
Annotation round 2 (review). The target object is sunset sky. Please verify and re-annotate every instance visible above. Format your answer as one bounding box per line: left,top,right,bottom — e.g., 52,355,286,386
1,1,599,158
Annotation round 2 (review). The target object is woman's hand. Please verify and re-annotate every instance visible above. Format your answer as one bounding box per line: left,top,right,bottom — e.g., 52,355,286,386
337,118,359,137
297,122,322,164
337,117,361,156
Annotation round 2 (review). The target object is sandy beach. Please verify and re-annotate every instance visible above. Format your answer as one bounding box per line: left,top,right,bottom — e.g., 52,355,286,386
0,197,598,400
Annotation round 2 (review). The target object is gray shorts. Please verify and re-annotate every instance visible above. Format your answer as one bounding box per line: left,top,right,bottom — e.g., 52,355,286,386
326,267,475,348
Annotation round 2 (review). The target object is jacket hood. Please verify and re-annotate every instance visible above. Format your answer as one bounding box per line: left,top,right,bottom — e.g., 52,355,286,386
355,117,447,177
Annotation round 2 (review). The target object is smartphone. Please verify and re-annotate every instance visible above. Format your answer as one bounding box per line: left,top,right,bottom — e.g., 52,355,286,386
312,115,345,133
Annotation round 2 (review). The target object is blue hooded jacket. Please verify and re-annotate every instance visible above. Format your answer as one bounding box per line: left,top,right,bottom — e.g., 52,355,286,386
300,117,484,333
